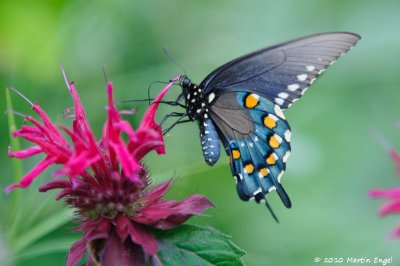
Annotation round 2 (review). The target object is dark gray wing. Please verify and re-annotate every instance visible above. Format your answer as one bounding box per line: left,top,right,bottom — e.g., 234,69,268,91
200,32,360,110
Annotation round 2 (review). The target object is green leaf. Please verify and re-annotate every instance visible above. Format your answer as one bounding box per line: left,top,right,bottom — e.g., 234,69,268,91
15,236,76,260
153,224,245,266
12,208,73,253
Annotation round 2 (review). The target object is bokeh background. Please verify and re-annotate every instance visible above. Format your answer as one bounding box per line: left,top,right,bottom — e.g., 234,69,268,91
1,1,400,265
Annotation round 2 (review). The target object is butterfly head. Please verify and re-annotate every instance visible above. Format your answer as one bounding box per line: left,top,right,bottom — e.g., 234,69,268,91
179,75,191,91
179,75,199,100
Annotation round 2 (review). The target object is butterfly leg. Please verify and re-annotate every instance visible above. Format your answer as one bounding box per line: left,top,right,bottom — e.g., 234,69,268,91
162,113,190,135
174,92,185,103
147,93,187,108
160,112,187,126
120,98,186,108
155,100,186,108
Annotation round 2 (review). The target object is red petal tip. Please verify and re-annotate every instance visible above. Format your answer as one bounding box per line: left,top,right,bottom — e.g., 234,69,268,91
4,184,20,193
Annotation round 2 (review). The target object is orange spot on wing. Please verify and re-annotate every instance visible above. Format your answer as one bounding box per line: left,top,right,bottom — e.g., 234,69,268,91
244,163,254,174
266,154,276,165
259,167,269,177
269,135,280,148
263,116,276,129
244,93,259,108
232,149,241,160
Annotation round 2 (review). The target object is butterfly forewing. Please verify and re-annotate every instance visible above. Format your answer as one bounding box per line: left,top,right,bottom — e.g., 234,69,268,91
208,91,292,207
201,32,360,110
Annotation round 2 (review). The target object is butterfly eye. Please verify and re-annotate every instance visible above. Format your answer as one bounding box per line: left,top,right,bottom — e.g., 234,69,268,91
180,76,191,88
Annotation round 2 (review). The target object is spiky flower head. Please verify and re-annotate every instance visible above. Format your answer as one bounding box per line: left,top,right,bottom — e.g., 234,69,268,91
6,74,213,265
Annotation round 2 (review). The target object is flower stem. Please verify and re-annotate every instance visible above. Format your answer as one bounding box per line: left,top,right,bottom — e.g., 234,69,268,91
6,88,23,229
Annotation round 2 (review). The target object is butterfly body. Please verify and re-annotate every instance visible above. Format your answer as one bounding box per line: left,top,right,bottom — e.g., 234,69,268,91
199,117,221,166
181,77,222,165
175,32,360,212
181,78,208,120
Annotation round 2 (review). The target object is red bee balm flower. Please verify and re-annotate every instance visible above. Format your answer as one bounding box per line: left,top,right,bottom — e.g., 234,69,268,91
369,187,400,238
6,75,214,265
369,134,400,239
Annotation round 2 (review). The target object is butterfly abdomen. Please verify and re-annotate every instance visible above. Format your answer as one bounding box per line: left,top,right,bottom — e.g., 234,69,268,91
199,117,221,166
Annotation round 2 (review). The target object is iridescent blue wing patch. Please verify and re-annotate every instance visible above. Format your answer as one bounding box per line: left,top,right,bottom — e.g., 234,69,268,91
209,91,291,207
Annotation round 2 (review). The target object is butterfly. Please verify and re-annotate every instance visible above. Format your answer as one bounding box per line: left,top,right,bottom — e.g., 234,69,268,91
166,32,360,219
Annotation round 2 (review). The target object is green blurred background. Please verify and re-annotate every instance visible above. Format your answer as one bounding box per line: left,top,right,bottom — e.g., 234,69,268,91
1,0,400,265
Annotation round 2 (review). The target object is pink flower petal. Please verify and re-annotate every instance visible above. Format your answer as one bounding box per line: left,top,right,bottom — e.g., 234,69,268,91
115,214,131,241
137,76,180,158
8,145,42,158
102,82,124,170
12,115,72,163
95,230,148,266
5,156,57,192
389,149,400,174
12,125,40,137
378,199,400,216
33,103,69,147
66,230,109,266
136,194,214,229
130,129,164,161
389,226,400,239
68,82,95,142
109,139,140,182
369,187,400,199
67,83,108,176
39,180,71,192
146,179,173,205
129,222,158,256
139,76,179,131
115,121,136,140
55,188,74,200
66,237,87,266
55,151,101,179
389,149,400,162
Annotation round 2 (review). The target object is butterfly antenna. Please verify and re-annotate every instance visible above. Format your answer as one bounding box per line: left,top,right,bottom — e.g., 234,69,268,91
265,200,279,223
146,80,171,105
163,47,187,76
120,98,155,103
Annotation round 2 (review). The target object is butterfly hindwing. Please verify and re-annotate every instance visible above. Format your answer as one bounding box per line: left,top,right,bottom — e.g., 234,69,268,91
200,32,360,110
208,91,292,207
